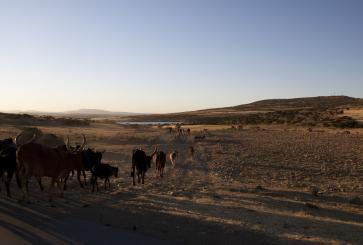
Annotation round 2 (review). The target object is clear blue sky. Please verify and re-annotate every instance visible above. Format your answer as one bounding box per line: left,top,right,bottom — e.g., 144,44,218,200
0,0,362,113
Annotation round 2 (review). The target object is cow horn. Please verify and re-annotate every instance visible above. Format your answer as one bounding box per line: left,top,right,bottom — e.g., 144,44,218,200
14,136,18,146
152,146,157,156
78,134,87,151
30,134,37,143
66,136,70,151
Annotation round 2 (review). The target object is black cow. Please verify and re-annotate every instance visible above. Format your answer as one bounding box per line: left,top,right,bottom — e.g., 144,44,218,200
131,148,156,185
64,148,103,190
0,138,18,197
91,163,118,192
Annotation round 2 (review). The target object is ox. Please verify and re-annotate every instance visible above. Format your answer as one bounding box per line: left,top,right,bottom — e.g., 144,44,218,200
16,136,86,202
169,151,178,168
131,148,157,186
63,143,103,190
155,150,166,177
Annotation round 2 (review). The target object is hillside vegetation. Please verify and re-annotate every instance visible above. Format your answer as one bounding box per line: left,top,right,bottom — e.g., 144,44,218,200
124,96,363,128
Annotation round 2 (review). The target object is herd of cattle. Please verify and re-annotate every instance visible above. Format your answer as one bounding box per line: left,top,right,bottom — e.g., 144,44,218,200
0,128,177,202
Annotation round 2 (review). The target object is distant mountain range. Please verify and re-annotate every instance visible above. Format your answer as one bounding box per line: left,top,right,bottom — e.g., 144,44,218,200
3,96,363,118
4,109,143,116
62,109,143,116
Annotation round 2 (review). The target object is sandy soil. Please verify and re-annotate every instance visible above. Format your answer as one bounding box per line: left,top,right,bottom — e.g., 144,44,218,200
1,123,363,244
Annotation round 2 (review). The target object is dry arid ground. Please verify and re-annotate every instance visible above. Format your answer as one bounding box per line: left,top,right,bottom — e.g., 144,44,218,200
1,122,363,244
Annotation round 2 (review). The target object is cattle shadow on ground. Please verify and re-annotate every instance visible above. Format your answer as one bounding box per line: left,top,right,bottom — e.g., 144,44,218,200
1,174,363,244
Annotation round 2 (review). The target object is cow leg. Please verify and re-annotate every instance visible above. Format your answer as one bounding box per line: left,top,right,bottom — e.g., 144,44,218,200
141,172,145,184
56,179,64,198
15,172,22,189
25,179,29,193
132,166,136,186
63,173,70,191
5,171,14,198
0,171,5,193
137,172,141,184
70,170,75,179
108,179,111,189
36,177,44,192
48,178,56,202
96,177,99,192
82,170,87,186
104,178,107,190
92,176,96,193
16,165,28,202
77,170,84,188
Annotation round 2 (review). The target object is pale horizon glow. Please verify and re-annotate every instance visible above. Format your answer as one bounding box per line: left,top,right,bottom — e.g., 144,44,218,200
0,0,362,113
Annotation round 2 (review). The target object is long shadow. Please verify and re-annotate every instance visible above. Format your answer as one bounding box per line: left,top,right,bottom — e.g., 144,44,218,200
84,195,285,245
0,219,52,244
3,179,363,244
236,186,363,207
0,199,76,244
115,190,363,244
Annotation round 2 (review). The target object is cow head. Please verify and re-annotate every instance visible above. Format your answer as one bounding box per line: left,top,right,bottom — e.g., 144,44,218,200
83,148,103,170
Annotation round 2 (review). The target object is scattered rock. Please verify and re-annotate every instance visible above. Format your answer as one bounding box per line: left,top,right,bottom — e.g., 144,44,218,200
105,224,111,227
310,186,320,196
82,204,89,208
255,185,264,191
133,225,137,231
349,196,363,205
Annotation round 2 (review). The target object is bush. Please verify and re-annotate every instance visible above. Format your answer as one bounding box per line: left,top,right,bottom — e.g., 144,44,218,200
332,116,363,128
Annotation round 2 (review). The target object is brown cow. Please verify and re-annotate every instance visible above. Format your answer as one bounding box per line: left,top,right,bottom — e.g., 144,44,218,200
189,146,195,161
16,136,86,202
169,151,178,168
155,150,166,177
